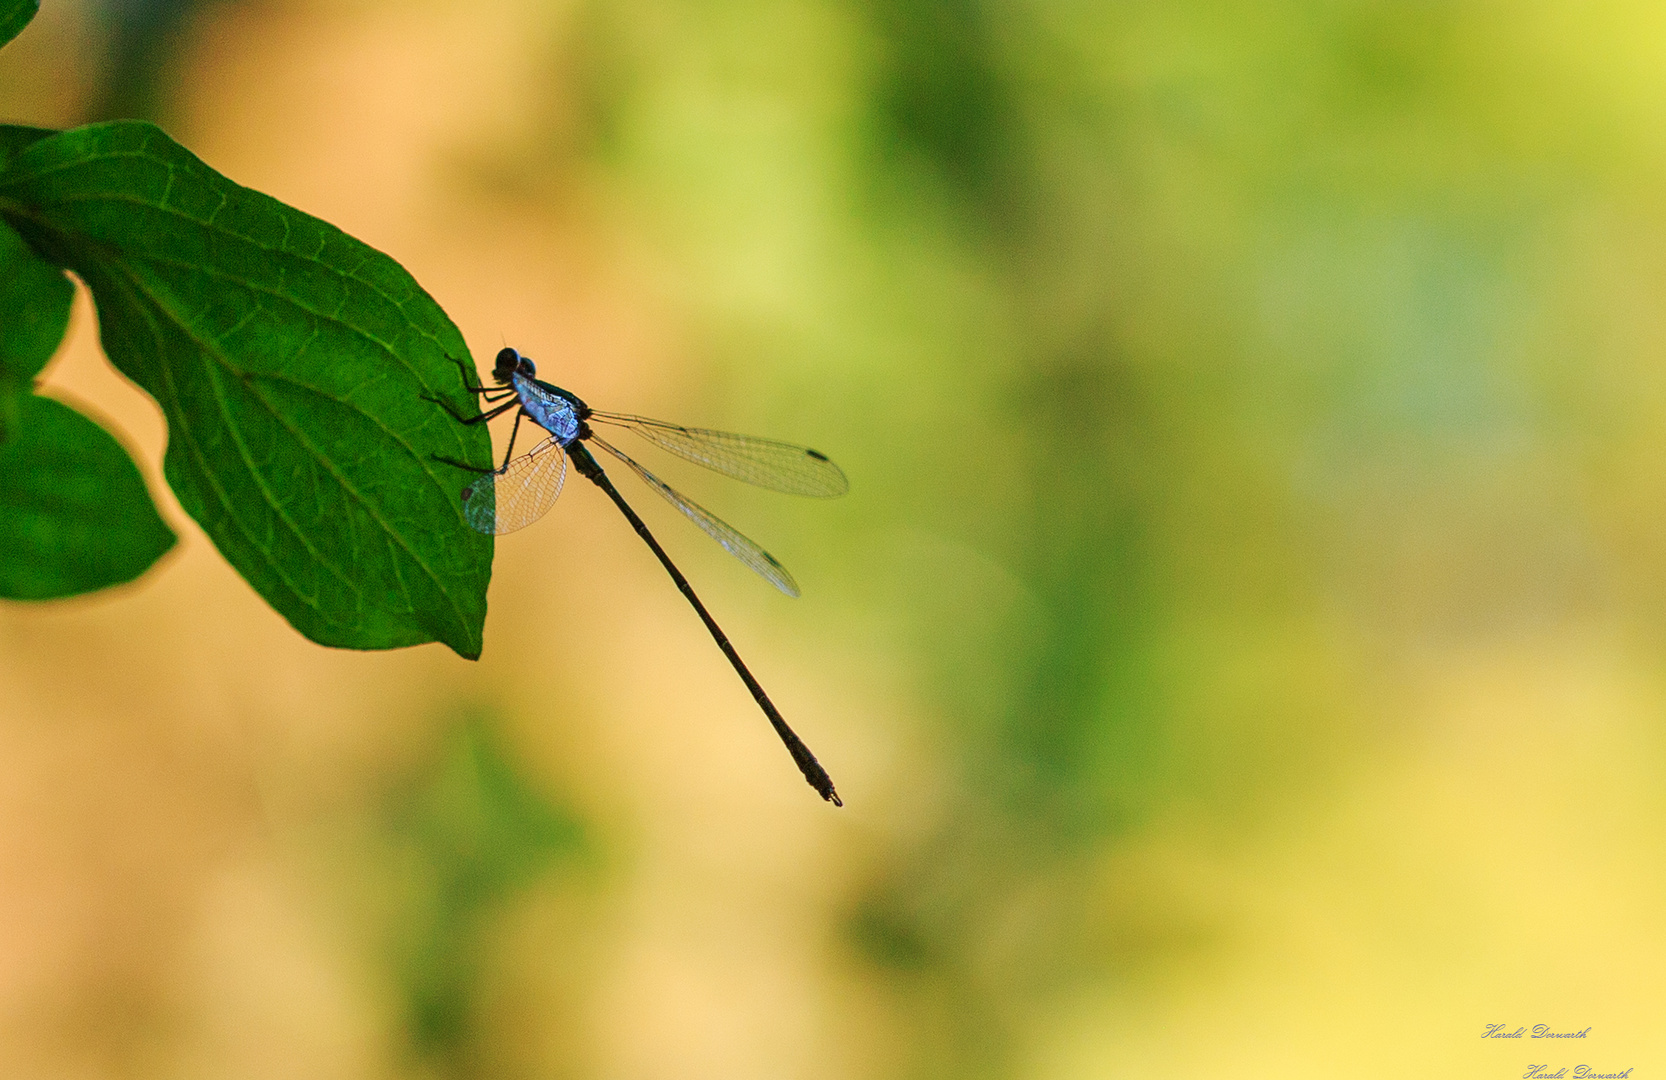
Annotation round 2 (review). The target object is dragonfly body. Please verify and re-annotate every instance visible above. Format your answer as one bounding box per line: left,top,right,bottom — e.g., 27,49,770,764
429,347,845,805
510,369,585,446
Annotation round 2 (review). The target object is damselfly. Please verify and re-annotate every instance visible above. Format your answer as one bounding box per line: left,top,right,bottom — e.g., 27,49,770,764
429,348,846,805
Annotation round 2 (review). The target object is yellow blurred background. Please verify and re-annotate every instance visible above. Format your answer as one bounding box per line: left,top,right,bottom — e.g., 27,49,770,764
5,0,1666,1077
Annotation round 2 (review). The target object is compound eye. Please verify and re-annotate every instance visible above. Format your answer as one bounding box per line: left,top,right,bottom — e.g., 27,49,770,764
493,347,519,376
521,357,537,376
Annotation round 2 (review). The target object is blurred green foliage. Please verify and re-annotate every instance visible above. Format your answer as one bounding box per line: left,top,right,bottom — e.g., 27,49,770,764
20,0,1666,1075
85,0,218,121
383,718,586,1075
546,0,1644,1075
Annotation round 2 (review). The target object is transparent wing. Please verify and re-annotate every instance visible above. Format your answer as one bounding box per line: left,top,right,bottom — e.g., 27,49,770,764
589,411,848,498
591,435,801,597
461,436,567,535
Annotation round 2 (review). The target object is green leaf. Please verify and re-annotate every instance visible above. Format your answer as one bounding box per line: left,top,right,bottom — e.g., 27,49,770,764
0,159,169,603
0,121,495,657
0,215,73,413
0,394,176,599
0,0,37,52
0,125,55,171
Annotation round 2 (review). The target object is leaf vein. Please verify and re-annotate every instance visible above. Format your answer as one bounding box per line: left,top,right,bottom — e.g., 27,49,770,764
20,189,457,385
99,261,354,621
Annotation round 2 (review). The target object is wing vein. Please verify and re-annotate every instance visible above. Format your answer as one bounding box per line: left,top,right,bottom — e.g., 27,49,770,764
590,411,847,498
462,435,567,535
590,435,800,597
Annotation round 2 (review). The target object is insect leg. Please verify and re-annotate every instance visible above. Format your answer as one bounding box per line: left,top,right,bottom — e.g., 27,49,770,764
443,353,493,394
424,395,520,426
496,410,526,472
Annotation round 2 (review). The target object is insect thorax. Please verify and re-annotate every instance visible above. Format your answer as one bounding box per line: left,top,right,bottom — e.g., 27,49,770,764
513,374,583,445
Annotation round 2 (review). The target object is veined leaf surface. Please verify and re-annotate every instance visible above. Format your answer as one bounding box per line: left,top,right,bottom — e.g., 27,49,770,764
0,121,494,656
0,214,71,417
0,394,175,599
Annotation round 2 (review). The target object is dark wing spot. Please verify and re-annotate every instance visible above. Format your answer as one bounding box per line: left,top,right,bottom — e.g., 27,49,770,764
806,448,829,461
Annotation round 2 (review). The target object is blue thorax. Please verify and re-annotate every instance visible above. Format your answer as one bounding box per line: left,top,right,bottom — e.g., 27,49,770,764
512,372,584,445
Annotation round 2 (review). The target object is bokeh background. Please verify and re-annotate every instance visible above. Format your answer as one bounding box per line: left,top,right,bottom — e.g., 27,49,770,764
5,0,1666,1076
